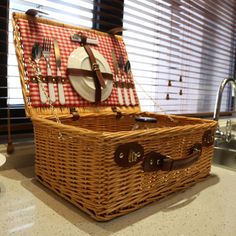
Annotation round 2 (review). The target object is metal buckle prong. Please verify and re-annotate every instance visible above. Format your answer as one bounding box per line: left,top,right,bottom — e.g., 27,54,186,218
92,63,99,71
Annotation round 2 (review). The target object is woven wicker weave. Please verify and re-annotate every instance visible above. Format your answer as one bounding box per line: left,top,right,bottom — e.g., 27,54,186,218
13,12,217,221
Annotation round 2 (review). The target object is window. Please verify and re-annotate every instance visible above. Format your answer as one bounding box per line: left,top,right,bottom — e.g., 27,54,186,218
8,0,94,105
0,0,95,140
0,0,124,141
1,0,236,143
123,0,236,114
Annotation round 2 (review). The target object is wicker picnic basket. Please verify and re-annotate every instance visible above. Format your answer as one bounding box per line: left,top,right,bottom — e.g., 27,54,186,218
13,12,217,221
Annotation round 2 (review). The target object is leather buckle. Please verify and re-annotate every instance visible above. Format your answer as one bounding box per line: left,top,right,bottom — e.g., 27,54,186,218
142,152,164,172
114,142,144,167
70,107,80,121
92,63,100,71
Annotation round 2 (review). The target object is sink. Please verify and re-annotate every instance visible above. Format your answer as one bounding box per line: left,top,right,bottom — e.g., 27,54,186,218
213,139,236,171
215,138,236,150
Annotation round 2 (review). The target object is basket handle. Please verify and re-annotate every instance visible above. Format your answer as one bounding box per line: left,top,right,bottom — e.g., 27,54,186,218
142,143,202,172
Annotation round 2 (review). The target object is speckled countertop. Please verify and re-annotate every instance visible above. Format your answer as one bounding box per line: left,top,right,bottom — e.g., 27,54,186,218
0,165,236,236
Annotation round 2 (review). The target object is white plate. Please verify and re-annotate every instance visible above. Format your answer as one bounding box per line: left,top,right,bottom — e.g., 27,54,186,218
0,153,6,167
67,47,113,102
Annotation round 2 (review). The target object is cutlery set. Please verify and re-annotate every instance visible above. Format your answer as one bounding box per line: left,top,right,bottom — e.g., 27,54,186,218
31,38,65,105
112,50,136,106
31,36,136,106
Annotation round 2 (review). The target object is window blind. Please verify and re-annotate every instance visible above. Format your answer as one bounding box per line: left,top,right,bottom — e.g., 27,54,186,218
0,0,11,139
8,0,93,104
1,0,236,142
123,0,236,114
0,0,94,139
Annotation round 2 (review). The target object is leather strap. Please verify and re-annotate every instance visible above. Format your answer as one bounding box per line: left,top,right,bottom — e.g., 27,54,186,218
83,45,106,88
84,45,107,103
143,143,202,172
67,68,113,80
80,34,87,45
161,148,200,171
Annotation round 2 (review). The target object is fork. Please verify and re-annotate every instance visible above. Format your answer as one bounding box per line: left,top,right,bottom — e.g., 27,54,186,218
42,37,56,103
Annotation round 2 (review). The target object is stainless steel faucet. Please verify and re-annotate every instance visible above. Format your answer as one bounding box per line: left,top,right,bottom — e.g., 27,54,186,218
213,78,236,142
213,78,236,121
225,119,232,142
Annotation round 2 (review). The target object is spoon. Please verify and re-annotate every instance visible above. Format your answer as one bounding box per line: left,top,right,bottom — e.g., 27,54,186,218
32,42,47,104
32,42,42,72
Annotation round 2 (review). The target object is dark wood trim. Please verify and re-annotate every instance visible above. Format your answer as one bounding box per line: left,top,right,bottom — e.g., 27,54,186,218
0,122,33,135
93,0,124,32
178,112,233,118
0,133,34,144
0,0,8,110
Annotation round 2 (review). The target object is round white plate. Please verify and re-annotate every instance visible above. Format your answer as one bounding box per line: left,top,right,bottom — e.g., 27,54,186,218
0,153,6,167
67,47,113,102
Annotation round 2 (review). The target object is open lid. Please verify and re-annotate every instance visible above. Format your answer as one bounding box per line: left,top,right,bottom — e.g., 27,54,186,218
12,12,141,119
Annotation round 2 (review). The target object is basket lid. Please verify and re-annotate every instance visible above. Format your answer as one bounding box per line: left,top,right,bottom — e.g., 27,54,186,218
12,12,141,118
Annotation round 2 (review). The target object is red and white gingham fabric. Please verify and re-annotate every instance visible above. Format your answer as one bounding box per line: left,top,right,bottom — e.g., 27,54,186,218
17,18,139,108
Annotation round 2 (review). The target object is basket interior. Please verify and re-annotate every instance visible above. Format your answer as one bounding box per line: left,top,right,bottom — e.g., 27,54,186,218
57,113,207,133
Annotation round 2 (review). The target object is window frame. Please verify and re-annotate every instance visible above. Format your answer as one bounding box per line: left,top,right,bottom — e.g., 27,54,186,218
1,0,236,139
0,0,125,138
0,0,32,137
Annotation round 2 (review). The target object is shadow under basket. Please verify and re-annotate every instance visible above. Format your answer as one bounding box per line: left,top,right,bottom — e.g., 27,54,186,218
32,112,217,221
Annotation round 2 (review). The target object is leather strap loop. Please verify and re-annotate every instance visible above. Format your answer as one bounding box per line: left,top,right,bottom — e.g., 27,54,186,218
67,68,113,80
83,45,107,103
80,34,87,45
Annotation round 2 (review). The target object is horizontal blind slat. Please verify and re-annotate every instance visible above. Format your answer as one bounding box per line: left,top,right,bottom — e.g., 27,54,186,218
123,0,236,114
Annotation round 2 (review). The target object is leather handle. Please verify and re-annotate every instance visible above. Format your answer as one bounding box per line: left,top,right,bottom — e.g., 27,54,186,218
143,143,202,172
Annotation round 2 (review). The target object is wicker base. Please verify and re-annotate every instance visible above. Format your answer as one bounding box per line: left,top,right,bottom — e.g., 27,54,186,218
32,112,216,221
36,170,210,221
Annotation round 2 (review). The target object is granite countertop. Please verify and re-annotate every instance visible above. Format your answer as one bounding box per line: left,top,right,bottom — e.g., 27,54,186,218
0,165,236,236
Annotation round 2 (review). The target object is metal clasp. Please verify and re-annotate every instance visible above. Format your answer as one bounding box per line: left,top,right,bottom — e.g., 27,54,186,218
92,63,99,71
70,107,80,121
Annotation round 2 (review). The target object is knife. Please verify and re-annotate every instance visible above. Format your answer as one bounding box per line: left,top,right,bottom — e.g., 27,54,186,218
54,38,65,105
125,60,136,106
118,56,130,106
111,50,124,106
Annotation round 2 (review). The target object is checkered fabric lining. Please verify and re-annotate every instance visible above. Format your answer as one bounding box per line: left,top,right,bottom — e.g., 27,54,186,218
17,18,139,107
